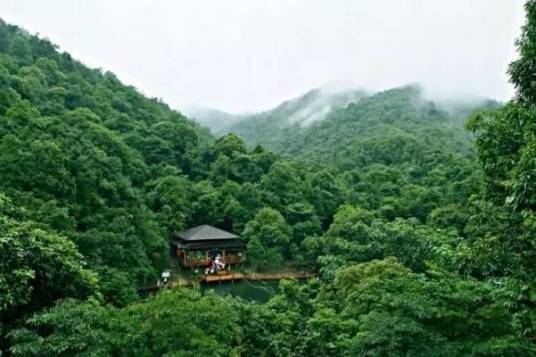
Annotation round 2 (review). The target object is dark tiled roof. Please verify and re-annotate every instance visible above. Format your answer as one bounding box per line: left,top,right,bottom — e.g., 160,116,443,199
177,225,241,241
176,240,246,250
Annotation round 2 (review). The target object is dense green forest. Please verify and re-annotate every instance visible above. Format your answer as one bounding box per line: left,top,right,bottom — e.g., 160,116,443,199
203,82,496,158
1,0,536,354
217,87,366,148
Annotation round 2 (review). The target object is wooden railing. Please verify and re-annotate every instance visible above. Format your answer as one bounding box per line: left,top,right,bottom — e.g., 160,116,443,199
223,255,242,264
181,258,211,267
180,255,243,268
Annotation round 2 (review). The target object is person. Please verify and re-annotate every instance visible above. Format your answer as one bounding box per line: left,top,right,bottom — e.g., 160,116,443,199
205,254,225,274
214,254,225,271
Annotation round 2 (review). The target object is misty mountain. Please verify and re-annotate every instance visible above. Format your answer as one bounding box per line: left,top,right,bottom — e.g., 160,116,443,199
182,105,245,134
274,85,500,167
192,86,367,142
204,84,499,155
3,4,533,354
226,87,367,146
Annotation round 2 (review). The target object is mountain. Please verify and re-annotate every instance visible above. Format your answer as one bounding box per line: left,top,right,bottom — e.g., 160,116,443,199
204,85,497,154
193,86,367,145
0,18,280,309
3,9,533,357
0,19,208,291
274,85,500,167
182,105,244,134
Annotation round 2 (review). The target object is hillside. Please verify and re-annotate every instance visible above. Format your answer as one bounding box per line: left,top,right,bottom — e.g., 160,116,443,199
214,86,366,145
0,19,282,306
183,104,245,134
213,85,498,157
278,86,500,167
2,5,536,356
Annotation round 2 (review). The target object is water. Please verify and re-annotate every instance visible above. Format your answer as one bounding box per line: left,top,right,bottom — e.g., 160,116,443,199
202,280,281,303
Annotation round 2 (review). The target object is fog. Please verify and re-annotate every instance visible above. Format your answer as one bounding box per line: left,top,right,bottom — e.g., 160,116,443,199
0,0,525,113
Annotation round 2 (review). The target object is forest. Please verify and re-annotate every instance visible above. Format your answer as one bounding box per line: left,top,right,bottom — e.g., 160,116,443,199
1,1,536,356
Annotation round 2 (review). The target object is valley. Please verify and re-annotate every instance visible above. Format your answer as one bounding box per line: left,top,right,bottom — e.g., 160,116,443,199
0,3,535,355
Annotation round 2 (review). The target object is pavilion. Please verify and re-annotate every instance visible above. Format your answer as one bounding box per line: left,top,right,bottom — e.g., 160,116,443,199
172,225,246,268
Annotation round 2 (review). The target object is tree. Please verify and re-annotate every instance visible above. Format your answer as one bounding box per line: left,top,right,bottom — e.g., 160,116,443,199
146,175,194,236
260,161,303,210
321,205,459,272
509,0,536,104
0,216,98,316
110,288,240,356
9,299,113,356
307,169,342,228
428,204,469,235
214,133,247,157
0,214,98,352
242,207,292,270
463,0,536,340
9,288,242,356
285,202,321,244
323,259,534,355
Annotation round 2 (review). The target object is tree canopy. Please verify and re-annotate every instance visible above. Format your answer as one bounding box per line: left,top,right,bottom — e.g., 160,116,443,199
2,2,536,354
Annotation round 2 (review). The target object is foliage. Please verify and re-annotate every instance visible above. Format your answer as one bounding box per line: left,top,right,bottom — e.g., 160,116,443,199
9,289,241,356
110,289,240,356
242,208,292,270
2,2,536,354
0,212,97,321
9,299,113,356
222,88,366,148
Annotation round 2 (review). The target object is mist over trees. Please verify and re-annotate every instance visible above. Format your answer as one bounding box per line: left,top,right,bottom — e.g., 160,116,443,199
1,0,536,354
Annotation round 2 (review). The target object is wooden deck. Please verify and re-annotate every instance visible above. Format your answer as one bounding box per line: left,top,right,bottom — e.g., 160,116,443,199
202,272,246,283
140,271,316,293
200,271,315,283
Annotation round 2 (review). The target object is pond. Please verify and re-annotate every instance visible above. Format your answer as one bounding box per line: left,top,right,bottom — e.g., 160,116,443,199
201,280,282,303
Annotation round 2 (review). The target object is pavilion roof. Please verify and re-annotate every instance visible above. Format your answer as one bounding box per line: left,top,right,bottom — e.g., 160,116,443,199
176,225,241,241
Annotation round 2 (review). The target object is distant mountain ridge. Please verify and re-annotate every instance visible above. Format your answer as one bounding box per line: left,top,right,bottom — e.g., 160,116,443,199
225,87,367,148
183,105,245,134
185,86,367,140
187,84,499,157
275,85,501,167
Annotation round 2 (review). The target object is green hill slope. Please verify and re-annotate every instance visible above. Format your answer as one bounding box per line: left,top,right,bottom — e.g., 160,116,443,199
3,8,533,355
0,19,278,303
279,86,499,167
223,85,498,159
220,87,366,146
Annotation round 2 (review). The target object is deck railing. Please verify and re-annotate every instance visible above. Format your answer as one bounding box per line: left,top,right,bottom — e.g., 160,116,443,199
180,255,243,267
181,258,211,267
223,254,242,264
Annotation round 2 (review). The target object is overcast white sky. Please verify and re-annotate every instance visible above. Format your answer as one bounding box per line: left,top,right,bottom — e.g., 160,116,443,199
0,0,526,112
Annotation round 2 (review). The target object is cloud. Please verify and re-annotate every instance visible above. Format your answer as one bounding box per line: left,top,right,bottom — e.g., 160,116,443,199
0,0,526,112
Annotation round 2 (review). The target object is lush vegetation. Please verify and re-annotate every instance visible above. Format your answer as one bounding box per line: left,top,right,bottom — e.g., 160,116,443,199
2,0,536,354
221,87,366,148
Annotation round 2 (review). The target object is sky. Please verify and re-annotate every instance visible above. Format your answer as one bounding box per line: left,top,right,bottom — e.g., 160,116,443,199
0,0,526,113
